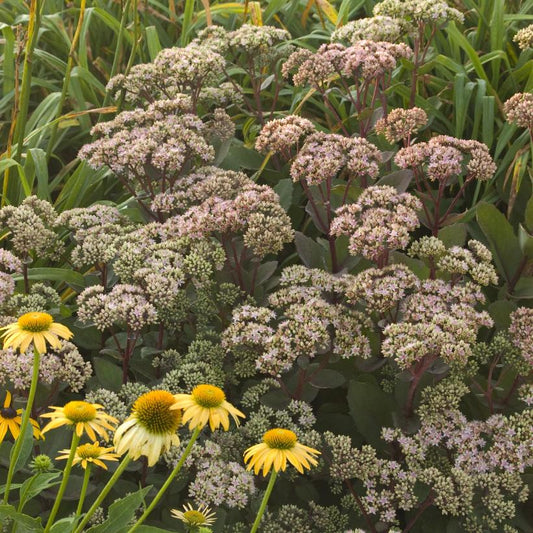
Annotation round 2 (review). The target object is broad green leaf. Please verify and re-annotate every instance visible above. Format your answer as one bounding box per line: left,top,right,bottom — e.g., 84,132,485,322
309,369,346,389
294,232,327,269
92,357,123,392
0,505,43,532
19,473,61,511
85,486,151,533
347,376,394,449
476,203,522,283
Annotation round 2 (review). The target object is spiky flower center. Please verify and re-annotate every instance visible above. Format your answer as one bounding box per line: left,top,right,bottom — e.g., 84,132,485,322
191,384,225,408
63,401,97,423
134,390,182,434
76,443,105,459
183,510,208,525
263,428,297,450
17,312,53,332
1,407,17,419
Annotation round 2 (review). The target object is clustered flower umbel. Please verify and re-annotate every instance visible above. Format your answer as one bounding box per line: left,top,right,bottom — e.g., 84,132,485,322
290,132,382,186
57,205,136,268
514,23,533,50
331,16,412,44
78,104,234,200
508,307,533,366
373,0,464,25
0,196,64,261
77,284,158,332
330,185,422,262
504,93,533,131
283,40,411,88
346,264,420,314
177,440,256,509
156,167,294,258
0,249,22,306
0,341,91,392
113,234,225,328
223,266,371,376
382,279,492,368
409,236,499,286
374,107,428,144
326,379,532,531
196,24,292,66
106,42,226,106
255,116,316,159
395,135,496,183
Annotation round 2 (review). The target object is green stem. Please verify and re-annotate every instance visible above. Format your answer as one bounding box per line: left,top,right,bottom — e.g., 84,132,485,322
44,431,81,533
45,0,87,160
250,469,278,533
127,426,202,532
3,348,41,504
75,464,91,518
73,454,132,533
13,0,44,162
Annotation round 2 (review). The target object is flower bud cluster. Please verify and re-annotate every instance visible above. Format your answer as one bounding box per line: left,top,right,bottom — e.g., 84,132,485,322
382,280,492,368
0,341,91,392
0,196,64,260
374,107,427,143
395,135,496,183
330,185,422,261
283,41,411,88
373,0,464,25
255,116,316,158
157,168,293,258
332,16,411,44
107,43,225,105
290,132,381,185
504,92,533,130
77,284,158,332
514,24,533,50
223,267,371,376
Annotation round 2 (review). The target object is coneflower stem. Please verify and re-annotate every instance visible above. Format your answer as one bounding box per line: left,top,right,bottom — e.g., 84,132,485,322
75,464,92,517
3,348,41,504
250,469,278,533
74,454,132,533
44,431,81,532
127,426,202,532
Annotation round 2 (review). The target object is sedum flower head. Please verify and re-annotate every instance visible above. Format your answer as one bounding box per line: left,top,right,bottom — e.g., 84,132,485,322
373,0,464,25
332,16,411,44
114,390,182,466
56,442,120,470
171,503,216,527
330,185,422,261
374,107,427,143
172,384,245,432
504,93,533,131
0,391,42,444
514,24,533,50
41,401,118,441
244,428,321,476
0,312,73,354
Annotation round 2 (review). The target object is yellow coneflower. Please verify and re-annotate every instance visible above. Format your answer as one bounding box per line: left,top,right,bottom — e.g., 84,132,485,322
56,442,120,470
0,391,42,444
0,312,73,354
40,401,118,441
114,390,182,467
244,428,321,476
245,429,321,533
171,503,216,527
171,384,245,432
